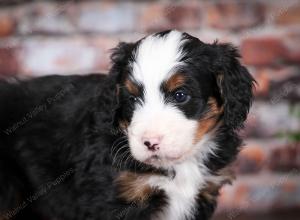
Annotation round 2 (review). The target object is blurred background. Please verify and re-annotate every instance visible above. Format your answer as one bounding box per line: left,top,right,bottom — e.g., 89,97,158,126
0,0,299,219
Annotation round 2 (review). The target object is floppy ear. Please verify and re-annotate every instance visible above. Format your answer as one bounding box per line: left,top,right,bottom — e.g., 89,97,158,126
109,42,135,82
213,43,255,129
92,42,135,132
98,42,135,129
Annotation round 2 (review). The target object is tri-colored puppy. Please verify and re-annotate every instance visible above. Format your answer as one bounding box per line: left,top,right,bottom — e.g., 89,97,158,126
0,30,254,220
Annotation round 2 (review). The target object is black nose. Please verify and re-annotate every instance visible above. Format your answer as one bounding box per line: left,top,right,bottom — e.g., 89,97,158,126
144,141,151,147
144,141,159,152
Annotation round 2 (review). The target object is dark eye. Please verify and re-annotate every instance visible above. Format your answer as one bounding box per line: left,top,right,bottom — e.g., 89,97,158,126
129,95,137,103
173,90,190,103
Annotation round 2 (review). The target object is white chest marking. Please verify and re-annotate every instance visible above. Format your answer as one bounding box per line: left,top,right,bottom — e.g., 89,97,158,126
148,159,206,220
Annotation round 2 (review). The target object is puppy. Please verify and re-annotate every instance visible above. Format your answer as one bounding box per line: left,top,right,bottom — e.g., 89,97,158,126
0,30,254,220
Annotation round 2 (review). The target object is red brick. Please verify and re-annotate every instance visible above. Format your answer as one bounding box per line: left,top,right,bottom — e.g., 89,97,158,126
139,4,167,32
0,46,19,76
139,2,202,32
275,5,300,26
17,2,76,35
241,113,258,138
217,174,300,213
284,31,300,63
232,139,300,174
269,143,300,172
252,70,271,97
214,210,300,220
88,36,119,71
234,144,266,174
251,66,299,98
164,3,202,30
241,37,287,66
243,102,300,138
0,14,15,37
205,1,265,30
269,74,300,102
76,2,137,34
19,37,103,76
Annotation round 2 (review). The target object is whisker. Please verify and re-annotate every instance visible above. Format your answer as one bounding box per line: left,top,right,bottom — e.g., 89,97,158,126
112,135,127,146
128,155,135,170
111,141,124,156
123,151,133,169
111,136,127,151
117,150,130,171
110,138,128,157
112,144,129,166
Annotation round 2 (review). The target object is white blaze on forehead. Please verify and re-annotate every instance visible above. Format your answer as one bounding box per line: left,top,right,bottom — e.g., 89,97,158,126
127,30,197,164
131,30,185,88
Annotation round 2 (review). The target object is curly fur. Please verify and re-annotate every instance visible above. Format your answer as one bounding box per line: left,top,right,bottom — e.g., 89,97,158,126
0,30,254,220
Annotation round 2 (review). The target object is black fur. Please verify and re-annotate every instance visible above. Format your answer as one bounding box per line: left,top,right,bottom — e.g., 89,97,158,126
0,31,254,220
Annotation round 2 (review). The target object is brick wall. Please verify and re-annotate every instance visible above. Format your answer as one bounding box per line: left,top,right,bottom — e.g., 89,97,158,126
0,0,299,218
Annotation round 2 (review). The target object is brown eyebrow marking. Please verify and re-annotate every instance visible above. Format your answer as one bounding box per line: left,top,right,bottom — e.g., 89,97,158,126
165,73,186,92
124,79,139,96
194,97,224,143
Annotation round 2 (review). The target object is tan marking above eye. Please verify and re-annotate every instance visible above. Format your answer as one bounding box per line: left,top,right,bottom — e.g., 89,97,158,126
165,73,186,92
124,79,139,96
194,97,224,143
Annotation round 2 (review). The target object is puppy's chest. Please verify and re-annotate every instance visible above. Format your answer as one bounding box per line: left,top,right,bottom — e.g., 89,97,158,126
148,163,205,220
